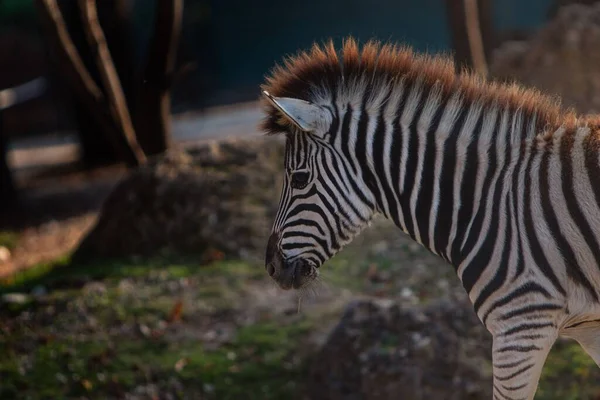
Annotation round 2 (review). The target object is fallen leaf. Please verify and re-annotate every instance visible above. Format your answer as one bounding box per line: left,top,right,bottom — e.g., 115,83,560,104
151,329,165,340
174,358,189,372
0,246,11,263
202,248,225,264
139,324,151,337
366,263,378,281
81,379,93,391
37,334,56,345
167,300,184,323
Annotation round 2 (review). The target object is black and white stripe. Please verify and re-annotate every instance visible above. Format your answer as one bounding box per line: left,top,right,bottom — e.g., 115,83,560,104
263,43,600,400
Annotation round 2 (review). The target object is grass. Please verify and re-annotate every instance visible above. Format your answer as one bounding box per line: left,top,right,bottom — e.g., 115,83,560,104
0,254,72,292
0,230,19,250
0,321,311,400
0,257,313,399
538,339,600,400
198,321,312,399
1,236,600,399
0,253,265,293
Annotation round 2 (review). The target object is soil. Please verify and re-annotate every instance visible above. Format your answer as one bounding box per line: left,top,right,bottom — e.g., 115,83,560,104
0,161,126,278
0,214,95,279
5,7,600,394
2,138,600,399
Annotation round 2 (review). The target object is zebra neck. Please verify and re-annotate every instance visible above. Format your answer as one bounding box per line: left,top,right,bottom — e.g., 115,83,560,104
356,95,531,267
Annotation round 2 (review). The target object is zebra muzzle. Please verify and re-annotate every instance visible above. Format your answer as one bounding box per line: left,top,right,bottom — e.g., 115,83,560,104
265,232,318,290
276,258,316,290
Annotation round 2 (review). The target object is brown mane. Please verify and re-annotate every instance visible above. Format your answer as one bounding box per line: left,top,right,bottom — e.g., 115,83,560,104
260,37,588,136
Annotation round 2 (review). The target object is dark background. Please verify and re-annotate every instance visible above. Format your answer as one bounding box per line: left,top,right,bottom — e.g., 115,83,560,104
0,0,561,141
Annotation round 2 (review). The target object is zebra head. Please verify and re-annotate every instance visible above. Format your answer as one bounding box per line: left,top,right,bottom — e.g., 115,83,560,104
262,91,377,290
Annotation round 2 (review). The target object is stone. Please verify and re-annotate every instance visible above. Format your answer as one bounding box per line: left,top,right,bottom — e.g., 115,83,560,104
30,285,47,297
1,293,31,305
307,297,493,400
0,246,10,263
73,136,285,263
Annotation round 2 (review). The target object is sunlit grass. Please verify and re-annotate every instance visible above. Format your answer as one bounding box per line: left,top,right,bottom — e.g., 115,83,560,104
538,339,600,400
0,257,313,399
1,240,599,399
0,231,19,250
0,321,312,400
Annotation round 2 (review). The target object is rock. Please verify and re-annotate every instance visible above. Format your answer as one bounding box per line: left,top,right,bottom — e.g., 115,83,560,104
30,285,47,297
1,293,31,305
490,3,600,115
138,324,151,338
73,137,285,263
0,246,10,263
82,282,107,296
307,297,493,400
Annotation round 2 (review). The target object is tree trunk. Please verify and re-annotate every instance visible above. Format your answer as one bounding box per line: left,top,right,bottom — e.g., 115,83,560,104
445,0,494,76
62,0,114,168
133,0,183,156
78,0,144,164
477,0,495,63
35,0,146,167
0,113,17,211
61,0,135,168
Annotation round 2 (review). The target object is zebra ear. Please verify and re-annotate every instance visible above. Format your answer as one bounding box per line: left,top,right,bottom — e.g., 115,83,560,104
262,91,330,134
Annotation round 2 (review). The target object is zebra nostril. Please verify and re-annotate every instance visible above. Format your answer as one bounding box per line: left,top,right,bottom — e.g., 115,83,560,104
266,264,276,277
265,232,281,266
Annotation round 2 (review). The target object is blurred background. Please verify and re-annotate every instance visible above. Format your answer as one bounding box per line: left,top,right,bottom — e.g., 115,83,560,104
0,0,597,226
2,1,600,399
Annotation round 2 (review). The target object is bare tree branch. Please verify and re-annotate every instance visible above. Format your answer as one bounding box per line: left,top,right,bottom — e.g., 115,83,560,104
78,0,146,164
463,0,488,76
35,0,104,103
134,0,184,156
34,0,145,166
445,0,492,76
476,0,496,62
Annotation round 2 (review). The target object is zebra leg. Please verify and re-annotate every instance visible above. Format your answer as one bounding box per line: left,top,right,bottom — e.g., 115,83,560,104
563,321,600,366
491,326,558,400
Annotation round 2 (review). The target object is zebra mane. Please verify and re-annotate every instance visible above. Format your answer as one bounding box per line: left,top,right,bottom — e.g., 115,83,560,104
260,37,590,138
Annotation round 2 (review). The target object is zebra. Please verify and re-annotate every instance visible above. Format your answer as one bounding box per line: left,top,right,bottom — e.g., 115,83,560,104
260,38,600,400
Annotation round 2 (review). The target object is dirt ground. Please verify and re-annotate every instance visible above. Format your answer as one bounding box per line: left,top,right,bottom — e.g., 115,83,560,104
0,161,126,279
2,214,599,399
0,213,95,279
2,158,600,399
1,133,599,399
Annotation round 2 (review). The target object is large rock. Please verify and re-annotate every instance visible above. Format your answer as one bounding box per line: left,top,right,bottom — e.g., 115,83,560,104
490,3,600,115
307,297,493,400
73,137,285,262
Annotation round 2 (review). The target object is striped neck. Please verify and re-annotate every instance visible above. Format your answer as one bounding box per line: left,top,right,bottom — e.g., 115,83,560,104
337,80,538,266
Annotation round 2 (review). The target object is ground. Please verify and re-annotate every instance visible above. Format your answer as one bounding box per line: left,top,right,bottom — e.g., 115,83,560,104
1,216,600,400
5,3,600,396
1,134,599,399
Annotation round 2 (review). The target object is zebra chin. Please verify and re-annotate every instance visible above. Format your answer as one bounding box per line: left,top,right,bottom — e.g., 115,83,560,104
266,255,319,290
265,247,317,291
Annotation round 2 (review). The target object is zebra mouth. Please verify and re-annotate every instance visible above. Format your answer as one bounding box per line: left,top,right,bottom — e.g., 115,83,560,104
271,259,318,290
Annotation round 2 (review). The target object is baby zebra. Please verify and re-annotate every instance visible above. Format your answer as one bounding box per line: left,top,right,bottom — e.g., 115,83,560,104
260,38,600,399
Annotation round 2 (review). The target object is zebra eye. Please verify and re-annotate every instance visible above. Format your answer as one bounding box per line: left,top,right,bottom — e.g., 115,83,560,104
291,171,310,189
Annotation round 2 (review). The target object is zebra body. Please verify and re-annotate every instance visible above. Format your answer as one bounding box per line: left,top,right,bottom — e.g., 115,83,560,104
261,38,600,399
